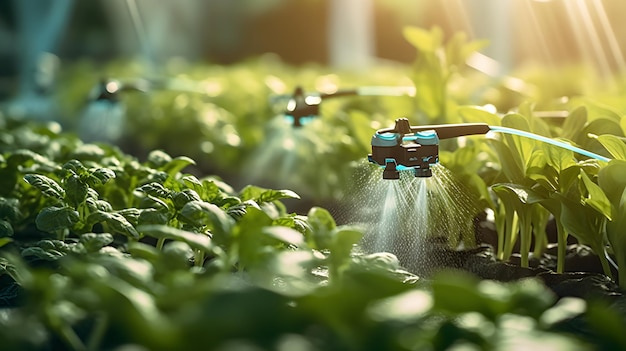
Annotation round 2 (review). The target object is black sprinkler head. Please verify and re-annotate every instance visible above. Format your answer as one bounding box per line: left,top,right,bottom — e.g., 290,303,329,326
368,118,490,180
285,86,322,127
279,85,412,127
93,79,122,102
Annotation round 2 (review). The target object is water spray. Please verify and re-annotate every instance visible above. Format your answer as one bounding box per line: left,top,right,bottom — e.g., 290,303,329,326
369,117,610,179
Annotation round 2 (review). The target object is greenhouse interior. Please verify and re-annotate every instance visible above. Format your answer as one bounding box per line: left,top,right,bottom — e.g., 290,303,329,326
3,0,626,350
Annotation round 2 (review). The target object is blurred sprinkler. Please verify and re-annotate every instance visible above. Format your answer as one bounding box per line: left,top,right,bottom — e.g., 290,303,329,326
270,85,415,127
77,76,211,144
78,79,127,144
347,162,479,277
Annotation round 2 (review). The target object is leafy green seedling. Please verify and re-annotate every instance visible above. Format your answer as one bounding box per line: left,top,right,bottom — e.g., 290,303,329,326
598,160,626,288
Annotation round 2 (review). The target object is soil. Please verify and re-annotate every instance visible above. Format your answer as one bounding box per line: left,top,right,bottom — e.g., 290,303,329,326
396,213,625,305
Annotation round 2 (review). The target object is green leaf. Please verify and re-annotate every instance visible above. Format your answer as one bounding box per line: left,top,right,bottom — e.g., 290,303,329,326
307,207,336,232
492,183,533,206
562,106,587,140
23,174,65,200
35,206,79,233
583,118,623,141
21,246,64,261
432,270,499,318
138,208,170,226
273,214,310,234
239,185,300,203
598,160,626,206
0,237,13,248
106,212,140,238
606,187,626,289
146,149,172,167
7,149,54,168
172,189,202,210
584,100,622,122
403,26,439,53
65,174,89,206
559,165,582,194
62,159,88,175
91,168,116,184
180,200,234,235
0,219,13,237
80,233,114,252
557,195,605,250
501,113,536,169
489,139,525,182
138,224,213,253
182,175,203,191
329,227,363,266
136,182,171,198
586,301,626,348
540,136,576,172
306,207,336,249
262,226,306,247
226,200,260,220
70,143,106,159
117,208,141,225
127,242,160,262
0,197,21,222
87,211,139,238
258,189,300,203
458,105,501,126
162,156,196,176
580,170,612,220
235,207,274,267
595,134,626,160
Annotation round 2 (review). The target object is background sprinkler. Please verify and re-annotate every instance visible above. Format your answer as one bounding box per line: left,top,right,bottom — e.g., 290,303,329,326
78,76,213,143
78,78,148,143
273,85,416,127
369,117,611,180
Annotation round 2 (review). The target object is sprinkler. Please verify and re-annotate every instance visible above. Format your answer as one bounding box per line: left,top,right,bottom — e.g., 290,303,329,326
369,117,610,179
78,78,145,143
78,76,214,143
274,85,416,127
369,118,490,179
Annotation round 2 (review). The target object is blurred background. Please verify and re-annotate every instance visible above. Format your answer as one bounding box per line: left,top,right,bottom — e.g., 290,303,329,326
2,0,626,97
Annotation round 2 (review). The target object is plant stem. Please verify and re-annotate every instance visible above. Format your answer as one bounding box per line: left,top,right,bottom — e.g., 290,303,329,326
156,237,166,251
194,250,205,267
496,206,505,260
555,220,567,274
618,255,626,290
58,323,87,351
520,217,532,268
503,212,519,261
87,313,108,351
597,246,613,279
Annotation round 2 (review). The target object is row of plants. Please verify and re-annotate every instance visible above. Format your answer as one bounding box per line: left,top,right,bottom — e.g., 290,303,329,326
2,25,626,349
1,114,626,350
399,27,626,285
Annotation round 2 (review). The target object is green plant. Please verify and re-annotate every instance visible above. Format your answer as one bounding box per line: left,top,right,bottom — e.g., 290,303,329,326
403,26,488,124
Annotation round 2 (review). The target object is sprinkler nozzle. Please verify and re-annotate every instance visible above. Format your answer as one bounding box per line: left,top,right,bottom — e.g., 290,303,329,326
369,118,490,179
382,159,400,179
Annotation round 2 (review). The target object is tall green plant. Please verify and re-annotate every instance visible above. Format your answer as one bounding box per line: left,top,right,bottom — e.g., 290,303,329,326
403,26,488,124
